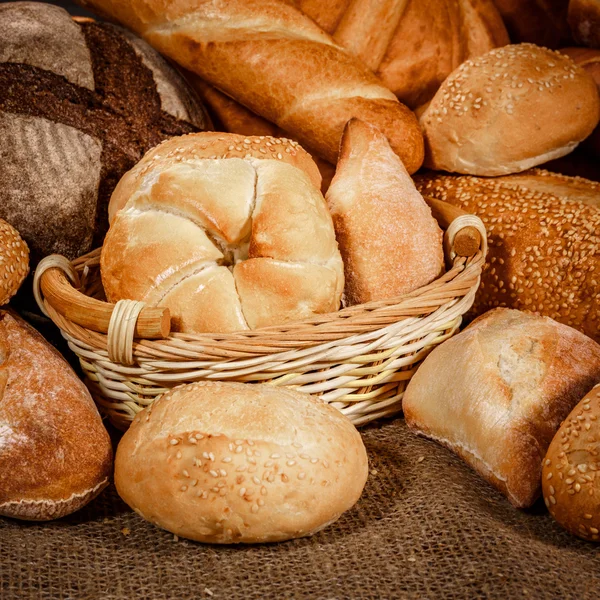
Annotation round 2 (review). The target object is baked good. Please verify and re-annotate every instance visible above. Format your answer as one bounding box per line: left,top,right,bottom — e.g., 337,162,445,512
102,132,344,333
0,219,29,306
414,169,600,342
560,47,600,157
0,2,209,265
569,0,600,48
403,308,600,508
325,119,443,305
0,310,112,520
188,75,337,193
115,381,368,543
543,384,600,541
420,44,600,175
293,0,509,109
75,0,424,172
490,0,572,48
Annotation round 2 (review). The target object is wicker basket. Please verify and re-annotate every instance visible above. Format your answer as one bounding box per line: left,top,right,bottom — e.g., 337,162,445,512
33,199,487,431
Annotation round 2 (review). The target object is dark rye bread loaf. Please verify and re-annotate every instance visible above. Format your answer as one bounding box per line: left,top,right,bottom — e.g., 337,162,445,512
0,2,210,265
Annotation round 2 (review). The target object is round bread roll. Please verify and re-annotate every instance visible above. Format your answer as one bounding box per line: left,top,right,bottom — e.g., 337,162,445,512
0,219,29,306
0,310,113,520
542,384,600,541
420,43,600,175
101,132,344,333
114,381,368,543
0,2,209,265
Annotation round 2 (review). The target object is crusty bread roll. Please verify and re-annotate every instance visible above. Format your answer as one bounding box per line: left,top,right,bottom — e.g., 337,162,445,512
414,169,600,342
420,44,600,175
569,0,600,48
403,308,600,508
115,381,368,543
102,132,344,333
0,219,29,306
76,0,424,172
326,119,443,305
543,384,600,541
0,310,113,520
293,0,509,109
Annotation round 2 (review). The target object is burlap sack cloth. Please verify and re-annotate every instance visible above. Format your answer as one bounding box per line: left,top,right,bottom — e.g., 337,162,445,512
2,418,599,599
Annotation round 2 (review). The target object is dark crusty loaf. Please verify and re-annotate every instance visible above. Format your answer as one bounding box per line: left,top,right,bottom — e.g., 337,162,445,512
0,2,210,265
0,310,113,520
414,169,600,342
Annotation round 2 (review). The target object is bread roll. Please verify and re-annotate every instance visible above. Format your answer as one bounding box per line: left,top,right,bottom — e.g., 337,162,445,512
414,169,600,342
115,381,368,543
569,0,600,48
102,133,344,333
403,308,600,508
293,0,509,109
543,384,600,541
420,44,600,175
326,119,443,305
75,0,424,172
0,219,29,306
0,2,209,265
0,310,112,520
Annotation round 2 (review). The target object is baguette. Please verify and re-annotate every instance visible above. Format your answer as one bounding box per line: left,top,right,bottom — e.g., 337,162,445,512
77,0,423,171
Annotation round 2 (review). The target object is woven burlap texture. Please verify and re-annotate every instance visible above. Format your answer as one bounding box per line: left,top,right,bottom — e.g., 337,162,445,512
2,418,599,600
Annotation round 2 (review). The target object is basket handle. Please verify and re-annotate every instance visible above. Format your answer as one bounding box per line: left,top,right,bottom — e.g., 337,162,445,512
33,255,170,339
423,196,486,258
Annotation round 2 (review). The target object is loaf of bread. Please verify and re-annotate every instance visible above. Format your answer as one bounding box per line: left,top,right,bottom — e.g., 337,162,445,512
543,384,600,541
0,310,113,520
325,119,443,305
415,169,600,342
76,0,424,172
115,381,368,543
569,0,600,48
420,44,600,175
403,308,600,508
102,132,344,333
490,0,572,48
293,0,509,109
0,2,209,265
0,220,29,307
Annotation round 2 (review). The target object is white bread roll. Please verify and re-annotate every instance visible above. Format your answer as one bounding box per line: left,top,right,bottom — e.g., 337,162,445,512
325,119,443,306
114,381,368,543
0,310,113,520
0,219,29,306
403,308,600,509
420,44,600,175
542,384,600,541
101,132,344,333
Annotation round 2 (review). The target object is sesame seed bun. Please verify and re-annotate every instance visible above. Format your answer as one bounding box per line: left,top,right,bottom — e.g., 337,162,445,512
0,218,29,306
114,381,368,544
414,169,600,342
542,384,600,541
420,44,600,175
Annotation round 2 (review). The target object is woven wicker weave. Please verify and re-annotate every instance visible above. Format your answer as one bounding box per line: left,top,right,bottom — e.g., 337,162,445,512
33,211,487,431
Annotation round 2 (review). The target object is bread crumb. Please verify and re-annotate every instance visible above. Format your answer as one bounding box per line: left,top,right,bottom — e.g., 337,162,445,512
121,528,130,536
204,588,214,596
173,534,179,542
370,469,378,476
417,456,425,463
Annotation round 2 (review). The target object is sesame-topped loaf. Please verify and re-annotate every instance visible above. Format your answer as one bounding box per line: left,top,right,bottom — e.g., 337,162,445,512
0,2,210,265
415,169,600,342
0,219,29,307
420,43,600,175
114,381,368,543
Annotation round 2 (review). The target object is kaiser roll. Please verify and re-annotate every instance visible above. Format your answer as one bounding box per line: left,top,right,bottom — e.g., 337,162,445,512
420,43,600,175
543,384,600,541
101,132,344,333
403,308,600,508
0,310,113,520
0,2,209,265
114,381,368,543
